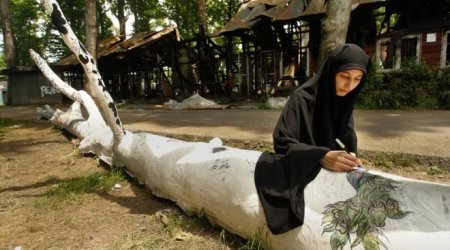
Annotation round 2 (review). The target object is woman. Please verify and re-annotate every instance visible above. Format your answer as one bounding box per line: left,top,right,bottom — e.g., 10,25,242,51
255,44,371,235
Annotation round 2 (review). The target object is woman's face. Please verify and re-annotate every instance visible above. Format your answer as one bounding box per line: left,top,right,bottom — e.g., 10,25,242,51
335,69,364,96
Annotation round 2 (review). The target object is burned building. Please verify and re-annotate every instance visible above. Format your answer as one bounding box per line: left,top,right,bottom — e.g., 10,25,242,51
218,0,450,98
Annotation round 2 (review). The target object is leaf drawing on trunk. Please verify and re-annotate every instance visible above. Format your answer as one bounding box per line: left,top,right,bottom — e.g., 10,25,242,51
322,170,411,250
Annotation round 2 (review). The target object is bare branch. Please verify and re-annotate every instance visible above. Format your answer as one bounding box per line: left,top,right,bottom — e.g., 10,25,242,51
29,49,82,103
40,0,125,141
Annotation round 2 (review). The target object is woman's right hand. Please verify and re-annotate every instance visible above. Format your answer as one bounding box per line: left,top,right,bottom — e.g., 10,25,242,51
320,150,362,172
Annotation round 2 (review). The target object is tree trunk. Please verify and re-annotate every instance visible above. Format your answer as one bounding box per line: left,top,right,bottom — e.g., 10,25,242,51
84,0,97,59
198,0,207,33
30,2,450,250
118,0,126,38
0,0,17,68
317,0,352,65
84,0,98,99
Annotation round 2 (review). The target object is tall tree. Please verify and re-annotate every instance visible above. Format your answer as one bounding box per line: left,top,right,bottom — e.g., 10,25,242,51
118,0,126,37
85,0,97,59
199,0,207,33
318,0,352,64
107,0,128,37
84,0,99,98
163,0,198,38
0,0,17,68
128,0,163,33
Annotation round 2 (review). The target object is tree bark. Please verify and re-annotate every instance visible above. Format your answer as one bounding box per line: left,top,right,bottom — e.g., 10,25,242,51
118,0,126,38
198,0,207,33
0,0,17,68
318,0,352,65
84,0,97,59
84,0,99,101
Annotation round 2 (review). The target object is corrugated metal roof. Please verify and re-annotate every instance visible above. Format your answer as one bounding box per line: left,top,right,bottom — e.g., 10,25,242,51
217,3,268,35
245,0,290,8
262,0,306,21
218,0,384,34
58,26,180,66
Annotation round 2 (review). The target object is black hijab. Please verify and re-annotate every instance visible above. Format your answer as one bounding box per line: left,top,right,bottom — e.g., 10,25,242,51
255,44,371,234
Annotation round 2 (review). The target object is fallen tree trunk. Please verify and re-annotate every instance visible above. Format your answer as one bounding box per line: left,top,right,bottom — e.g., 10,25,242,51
31,1,450,249
36,102,450,250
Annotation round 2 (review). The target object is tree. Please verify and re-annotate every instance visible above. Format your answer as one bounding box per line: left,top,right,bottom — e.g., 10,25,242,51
84,0,99,99
199,0,207,33
128,0,162,33
85,0,97,59
318,0,352,65
0,0,17,68
48,0,112,62
162,0,198,38
108,0,128,37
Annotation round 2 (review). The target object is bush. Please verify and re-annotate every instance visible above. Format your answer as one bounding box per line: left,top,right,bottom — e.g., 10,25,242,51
434,70,450,109
356,59,449,110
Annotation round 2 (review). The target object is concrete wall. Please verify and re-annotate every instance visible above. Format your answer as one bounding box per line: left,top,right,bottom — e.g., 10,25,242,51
5,67,65,105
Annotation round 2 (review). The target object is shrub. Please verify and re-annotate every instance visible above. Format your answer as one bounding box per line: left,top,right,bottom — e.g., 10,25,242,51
356,59,449,110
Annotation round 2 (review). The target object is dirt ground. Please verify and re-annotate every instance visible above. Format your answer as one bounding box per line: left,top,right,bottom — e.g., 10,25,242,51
0,119,449,249
0,120,244,250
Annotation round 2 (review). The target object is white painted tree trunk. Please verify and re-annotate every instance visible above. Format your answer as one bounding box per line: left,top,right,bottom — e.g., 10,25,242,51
31,1,450,249
33,101,450,250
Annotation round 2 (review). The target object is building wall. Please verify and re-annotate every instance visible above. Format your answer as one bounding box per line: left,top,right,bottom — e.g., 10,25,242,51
8,69,64,105
421,31,443,68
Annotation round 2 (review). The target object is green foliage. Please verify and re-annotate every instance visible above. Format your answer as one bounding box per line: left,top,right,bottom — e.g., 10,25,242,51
128,0,164,33
6,0,114,65
126,0,240,38
0,53,6,72
207,0,240,34
10,0,49,66
48,0,114,62
3,0,240,66
357,57,386,108
357,59,450,110
434,70,450,109
163,0,199,38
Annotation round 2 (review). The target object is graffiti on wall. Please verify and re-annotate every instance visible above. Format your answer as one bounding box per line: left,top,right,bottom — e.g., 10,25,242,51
40,85,60,98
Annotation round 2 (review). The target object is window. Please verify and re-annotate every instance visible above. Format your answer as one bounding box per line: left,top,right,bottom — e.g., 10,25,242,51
377,34,421,70
401,36,420,66
377,38,395,70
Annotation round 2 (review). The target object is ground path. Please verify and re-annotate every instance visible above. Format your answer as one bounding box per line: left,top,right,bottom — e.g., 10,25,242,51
1,104,449,158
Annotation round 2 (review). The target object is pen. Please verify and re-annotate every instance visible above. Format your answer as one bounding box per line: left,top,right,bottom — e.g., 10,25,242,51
335,138,350,153
335,138,365,171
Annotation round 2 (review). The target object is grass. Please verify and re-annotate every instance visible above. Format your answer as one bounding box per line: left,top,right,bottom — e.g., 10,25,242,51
0,117,18,130
0,193,20,210
36,169,125,208
238,228,265,250
110,230,164,250
428,165,444,175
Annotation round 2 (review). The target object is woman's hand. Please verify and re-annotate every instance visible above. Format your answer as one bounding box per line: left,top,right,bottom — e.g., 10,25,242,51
320,151,362,172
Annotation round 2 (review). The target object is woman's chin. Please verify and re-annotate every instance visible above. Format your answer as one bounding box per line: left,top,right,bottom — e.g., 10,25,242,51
336,91,349,97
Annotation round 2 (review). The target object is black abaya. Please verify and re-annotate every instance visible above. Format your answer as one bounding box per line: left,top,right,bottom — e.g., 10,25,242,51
254,44,371,234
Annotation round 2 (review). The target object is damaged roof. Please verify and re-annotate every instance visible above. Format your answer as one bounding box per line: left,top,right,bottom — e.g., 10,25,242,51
58,26,181,66
219,0,383,34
